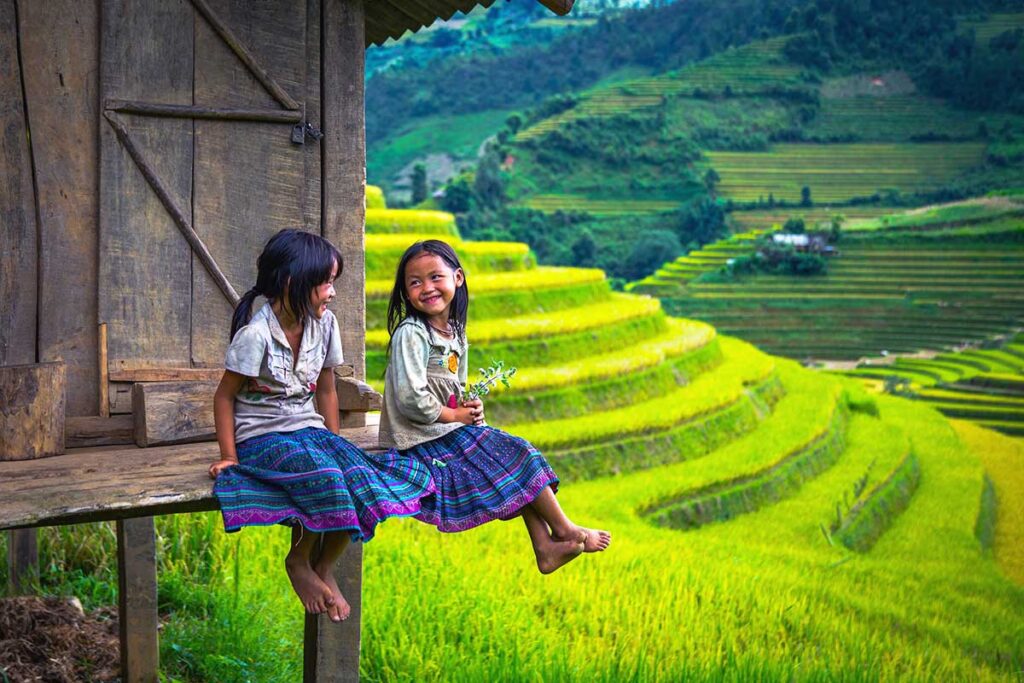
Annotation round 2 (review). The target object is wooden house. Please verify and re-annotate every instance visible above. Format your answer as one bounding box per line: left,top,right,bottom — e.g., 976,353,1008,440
0,0,572,679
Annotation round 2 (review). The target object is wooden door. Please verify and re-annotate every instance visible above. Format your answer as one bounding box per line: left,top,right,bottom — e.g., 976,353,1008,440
100,0,323,411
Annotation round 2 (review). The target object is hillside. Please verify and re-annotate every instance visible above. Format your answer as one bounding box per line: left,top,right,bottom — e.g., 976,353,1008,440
8,195,1024,681
367,3,1024,287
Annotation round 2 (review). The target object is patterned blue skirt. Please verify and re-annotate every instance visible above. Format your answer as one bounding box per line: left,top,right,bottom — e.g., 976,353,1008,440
214,427,435,542
404,425,559,532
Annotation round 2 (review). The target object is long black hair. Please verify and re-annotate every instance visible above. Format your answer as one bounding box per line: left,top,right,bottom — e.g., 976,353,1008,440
230,228,342,339
386,240,469,354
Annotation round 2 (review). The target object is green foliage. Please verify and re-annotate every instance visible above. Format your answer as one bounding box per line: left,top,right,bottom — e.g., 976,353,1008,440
623,230,682,280
411,164,428,204
464,360,517,400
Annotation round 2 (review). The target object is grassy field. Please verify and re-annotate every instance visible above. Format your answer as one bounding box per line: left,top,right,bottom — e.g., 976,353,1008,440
704,142,988,204
5,194,1023,682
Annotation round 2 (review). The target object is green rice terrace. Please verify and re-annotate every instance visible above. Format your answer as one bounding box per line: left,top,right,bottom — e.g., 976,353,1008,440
5,194,1022,681
636,200,1024,364
505,14,1024,221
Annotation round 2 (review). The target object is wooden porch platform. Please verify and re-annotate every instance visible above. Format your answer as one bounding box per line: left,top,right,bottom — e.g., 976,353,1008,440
0,425,378,531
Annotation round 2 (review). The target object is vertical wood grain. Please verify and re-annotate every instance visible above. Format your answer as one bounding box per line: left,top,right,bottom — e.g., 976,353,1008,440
17,0,100,416
191,0,314,366
99,0,194,372
117,516,159,683
322,0,366,385
0,0,38,368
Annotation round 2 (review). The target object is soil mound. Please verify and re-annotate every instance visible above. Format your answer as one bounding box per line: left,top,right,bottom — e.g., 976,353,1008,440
0,596,118,682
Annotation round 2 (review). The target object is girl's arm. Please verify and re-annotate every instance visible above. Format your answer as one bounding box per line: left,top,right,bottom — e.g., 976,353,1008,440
392,324,477,425
209,370,247,478
315,367,340,434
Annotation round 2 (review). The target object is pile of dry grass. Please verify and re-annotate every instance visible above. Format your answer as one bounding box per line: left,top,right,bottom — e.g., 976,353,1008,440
0,596,118,682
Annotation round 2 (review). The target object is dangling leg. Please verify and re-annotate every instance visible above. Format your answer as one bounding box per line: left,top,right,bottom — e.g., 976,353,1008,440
522,505,584,574
285,525,336,614
530,486,611,553
313,531,352,622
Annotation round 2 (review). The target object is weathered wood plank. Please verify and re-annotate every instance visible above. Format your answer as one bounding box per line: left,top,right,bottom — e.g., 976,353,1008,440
67,414,135,448
117,516,159,683
305,0,323,234
191,0,313,367
132,380,219,447
99,0,194,372
323,0,367,387
17,0,100,416
7,529,38,595
305,543,363,683
0,425,379,530
0,0,38,368
314,3,366,679
111,367,224,382
0,362,66,461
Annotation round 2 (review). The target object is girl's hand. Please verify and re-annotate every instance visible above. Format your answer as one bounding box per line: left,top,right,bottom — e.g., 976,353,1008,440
462,398,485,426
208,458,238,479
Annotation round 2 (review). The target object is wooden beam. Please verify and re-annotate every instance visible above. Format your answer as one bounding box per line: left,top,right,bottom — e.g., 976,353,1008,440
132,380,220,447
107,100,303,123
66,414,135,448
7,529,38,595
110,367,224,383
0,0,38,369
0,425,379,531
0,362,66,461
323,0,367,387
304,543,363,683
188,0,301,111
104,111,241,307
316,1,365,679
117,517,159,683
17,0,100,417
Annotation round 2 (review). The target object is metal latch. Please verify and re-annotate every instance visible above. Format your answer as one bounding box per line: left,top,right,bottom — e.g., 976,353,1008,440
291,121,324,145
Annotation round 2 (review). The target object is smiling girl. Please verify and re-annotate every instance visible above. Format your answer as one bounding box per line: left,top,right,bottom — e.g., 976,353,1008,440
380,239,610,574
209,229,435,622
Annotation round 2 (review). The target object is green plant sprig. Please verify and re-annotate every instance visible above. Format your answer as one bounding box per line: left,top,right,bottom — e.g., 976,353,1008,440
463,360,517,401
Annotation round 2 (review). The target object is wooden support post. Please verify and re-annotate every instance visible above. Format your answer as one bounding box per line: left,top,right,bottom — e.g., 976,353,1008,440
313,0,365,679
7,529,38,594
322,0,367,386
304,543,363,682
117,517,159,683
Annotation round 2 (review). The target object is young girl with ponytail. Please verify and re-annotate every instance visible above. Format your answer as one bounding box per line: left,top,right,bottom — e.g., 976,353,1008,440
208,229,435,622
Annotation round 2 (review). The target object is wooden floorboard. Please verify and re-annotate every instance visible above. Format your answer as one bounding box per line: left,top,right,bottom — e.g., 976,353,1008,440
0,425,379,530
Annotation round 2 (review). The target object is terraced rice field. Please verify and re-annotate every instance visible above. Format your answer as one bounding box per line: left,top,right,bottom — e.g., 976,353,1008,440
729,206,894,231
805,93,1007,142
648,227,1024,361
840,338,1024,436
12,190,1024,681
517,193,682,215
962,11,1024,45
705,143,988,203
517,37,811,142
627,230,764,292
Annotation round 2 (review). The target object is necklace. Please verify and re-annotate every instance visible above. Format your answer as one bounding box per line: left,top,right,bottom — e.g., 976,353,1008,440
428,321,454,337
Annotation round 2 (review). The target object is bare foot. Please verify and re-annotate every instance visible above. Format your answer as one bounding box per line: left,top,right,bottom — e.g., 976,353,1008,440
535,537,585,575
314,560,351,623
285,552,335,614
555,525,611,553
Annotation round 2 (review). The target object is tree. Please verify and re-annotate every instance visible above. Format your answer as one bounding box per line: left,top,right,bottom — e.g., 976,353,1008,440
830,214,845,243
783,217,806,234
624,230,681,280
411,164,428,205
570,230,597,267
677,197,725,248
703,168,721,196
506,114,522,136
801,185,812,207
439,175,473,214
474,146,506,210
